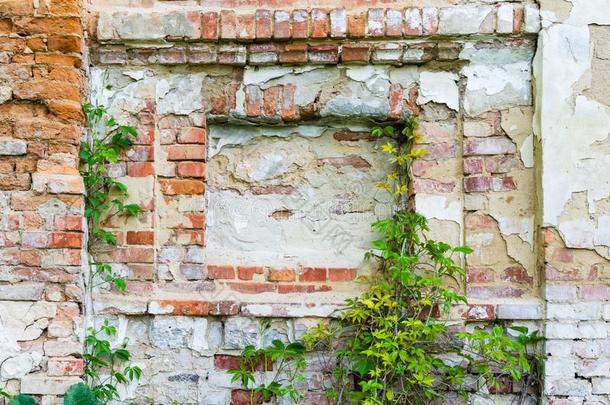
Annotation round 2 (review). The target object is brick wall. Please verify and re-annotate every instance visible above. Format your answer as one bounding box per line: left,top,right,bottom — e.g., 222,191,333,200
84,1,544,402
1,0,610,403
536,2,610,403
0,0,85,398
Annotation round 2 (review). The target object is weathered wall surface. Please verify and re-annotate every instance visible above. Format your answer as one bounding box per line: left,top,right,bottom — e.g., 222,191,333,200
536,1,610,403
83,2,543,403
0,0,86,398
1,0,608,404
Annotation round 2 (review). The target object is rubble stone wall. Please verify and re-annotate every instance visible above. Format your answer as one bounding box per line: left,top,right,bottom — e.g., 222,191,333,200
0,0,609,404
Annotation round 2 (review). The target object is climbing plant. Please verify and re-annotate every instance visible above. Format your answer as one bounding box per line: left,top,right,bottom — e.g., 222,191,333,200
80,102,143,401
302,117,543,404
228,116,542,405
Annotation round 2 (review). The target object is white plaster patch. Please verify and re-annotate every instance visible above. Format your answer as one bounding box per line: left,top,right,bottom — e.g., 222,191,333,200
520,134,534,168
415,195,462,225
462,62,531,116
417,71,459,111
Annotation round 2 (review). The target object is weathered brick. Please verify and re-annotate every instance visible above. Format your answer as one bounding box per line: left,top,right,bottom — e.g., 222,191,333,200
292,10,309,39
341,44,371,63
47,358,83,376
274,11,291,39
328,267,356,281
177,162,206,178
202,12,219,39
166,145,206,161
255,9,273,39
330,9,347,38
208,264,235,280
268,268,296,282
464,304,495,321
311,9,329,38
159,179,204,195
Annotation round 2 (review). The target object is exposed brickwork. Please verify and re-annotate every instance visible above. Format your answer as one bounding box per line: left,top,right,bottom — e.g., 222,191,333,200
5,2,610,405
0,0,86,393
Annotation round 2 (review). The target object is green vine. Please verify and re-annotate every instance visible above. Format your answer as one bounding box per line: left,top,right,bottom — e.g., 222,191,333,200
80,102,143,401
229,116,543,404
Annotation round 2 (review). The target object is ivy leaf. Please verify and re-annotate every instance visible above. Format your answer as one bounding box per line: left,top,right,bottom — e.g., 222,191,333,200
123,204,143,217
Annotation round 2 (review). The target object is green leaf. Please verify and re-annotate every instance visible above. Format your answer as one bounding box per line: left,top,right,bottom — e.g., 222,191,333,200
8,395,38,405
63,383,101,405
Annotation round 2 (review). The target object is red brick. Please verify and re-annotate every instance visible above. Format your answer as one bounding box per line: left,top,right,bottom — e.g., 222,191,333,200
308,44,339,64
463,157,484,175
551,248,573,263
386,9,403,37
231,390,266,405
367,8,385,37
48,358,83,376
328,267,356,281
215,354,272,371
14,17,82,35
341,43,370,63
202,12,219,39
50,232,82,248
209,300,240,315
126,231,154,245
177,127,206,144
465,214,497,230
581,285,609,301
292,10,309,38
263,86,281,117
220,10,237,39
127,162,154,177
13,79,80,102
388,83,403,120
237,266,264,281
154,300,209,316
277,284,332,294
311,9,329,38
47,35,81,53
347,12,366,38
245,85,262,117
228,282,276,294
159,179,204,195
158,48,187,65
464,304,495,321
467,286,525,299
166,145,206,161
35,52,82,67
255,9,273,39
422,7,438,35
274,11,291,39
125,145,154,162
415,142,456,160
281,84,299,121
268,268,296,282
177,162,206,178
467,267,495,283
412,179,455,193
464,137,516,156
237,13,255,40
208,264,235,280
53,215,82,231
279,43,307,64
513,5,524,33
491,176,516,192
484,155,518,174
501,265,533,285
299,267,326,282
488,376,513,395
464,176,492,192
